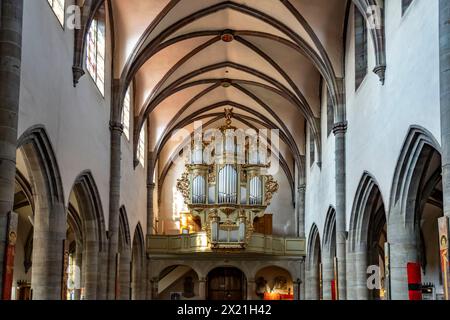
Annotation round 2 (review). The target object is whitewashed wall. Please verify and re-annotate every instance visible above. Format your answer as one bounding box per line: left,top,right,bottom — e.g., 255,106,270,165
305,0,440,244
19,0,147,236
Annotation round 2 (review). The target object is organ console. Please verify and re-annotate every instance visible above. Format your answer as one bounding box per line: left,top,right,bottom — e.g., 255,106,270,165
176,108,279,250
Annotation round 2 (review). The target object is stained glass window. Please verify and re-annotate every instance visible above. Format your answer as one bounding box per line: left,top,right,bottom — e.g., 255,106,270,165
122,88,131,140
48,0,65,26
138,125,146,167
86,16,105,96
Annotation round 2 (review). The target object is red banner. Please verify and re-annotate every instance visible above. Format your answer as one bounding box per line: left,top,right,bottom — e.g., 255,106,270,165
407,262,422,300
2,212,18,300
2,244,16,300
331,280,336,301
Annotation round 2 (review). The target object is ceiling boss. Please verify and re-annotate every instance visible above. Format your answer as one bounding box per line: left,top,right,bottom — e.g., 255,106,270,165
176,108,279,250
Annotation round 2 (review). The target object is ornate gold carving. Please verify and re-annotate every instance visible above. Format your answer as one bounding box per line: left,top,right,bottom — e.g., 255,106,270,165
265,175,279,205
220,220,239,231
219,108,237,132
208,165,216,184
176,170,190,204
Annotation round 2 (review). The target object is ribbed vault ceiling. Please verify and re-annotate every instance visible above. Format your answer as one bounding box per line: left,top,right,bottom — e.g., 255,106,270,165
109,0,349,186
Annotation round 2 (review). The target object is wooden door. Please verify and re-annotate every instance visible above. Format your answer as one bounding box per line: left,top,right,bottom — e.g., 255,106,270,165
207,267,246,300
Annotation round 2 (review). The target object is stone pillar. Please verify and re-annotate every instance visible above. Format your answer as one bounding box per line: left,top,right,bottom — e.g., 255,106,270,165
346,249,356,300
96,249,108,299
119,249,131,300
333,121,348,299
322,256,334,300
306,260,320,300
440,0,450,220
388,213,418,300
199,277,207,300
151,277,159,300
293,279,301,300
147,183,156,235
0,0,23,297
146,137,157,233
354,246,368,300
299,258,306,300
297,184,306,238
106,121,123,299
83,236,100,300
31,201,66,300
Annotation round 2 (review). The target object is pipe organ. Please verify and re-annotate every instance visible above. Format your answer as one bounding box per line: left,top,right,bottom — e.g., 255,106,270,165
177,108,279,250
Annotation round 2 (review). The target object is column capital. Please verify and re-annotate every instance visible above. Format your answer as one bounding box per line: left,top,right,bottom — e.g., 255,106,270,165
147,182,156,189
109,121,124,134
72,65,85,87
332,121,348,136
298,184,306,193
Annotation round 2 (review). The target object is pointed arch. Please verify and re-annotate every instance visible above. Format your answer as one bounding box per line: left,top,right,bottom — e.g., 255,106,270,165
131,223,145,300
388,126,442,300
17,125,65,300
70,170,108,299
306,224,321,300
347,172,387,300
349,172,386,252
323,207,336,259
390,126,441,223
118,206,132,300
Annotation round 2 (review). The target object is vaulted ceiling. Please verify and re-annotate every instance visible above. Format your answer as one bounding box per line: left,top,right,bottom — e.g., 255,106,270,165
106,0,352,186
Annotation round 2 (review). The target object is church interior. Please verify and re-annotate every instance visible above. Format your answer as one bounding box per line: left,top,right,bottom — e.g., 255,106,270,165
0,0,450,301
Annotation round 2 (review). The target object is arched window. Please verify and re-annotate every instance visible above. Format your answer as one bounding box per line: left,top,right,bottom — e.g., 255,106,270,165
122,88,131,140
137,125,146,167
86,8,106,96
354,6,367,90
48,0,65,26
402,0,413,16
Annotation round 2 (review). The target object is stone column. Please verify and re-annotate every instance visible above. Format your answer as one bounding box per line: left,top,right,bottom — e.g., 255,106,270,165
296,184,306,300
199,277,207,300
333,121,348,299
151,277,159,300
354,245,368,300
106,121,123,299
32,201,66,300
119,249,131,300
297,184,306,238
83,236,100,300
322,256,334,300
440,0,450,220
306,260,321,300
299,258,305,300
388,213,418,300
0,0,23,297
147,183,156,235
346,248,356,300
293,279,301,300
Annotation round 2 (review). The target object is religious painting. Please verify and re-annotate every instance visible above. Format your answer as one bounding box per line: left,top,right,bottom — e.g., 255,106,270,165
438,217,449,300
273,276,288,292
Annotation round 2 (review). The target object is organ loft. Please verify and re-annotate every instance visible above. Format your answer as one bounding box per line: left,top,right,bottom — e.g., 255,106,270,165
177,108,280,249
146,109,306,300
